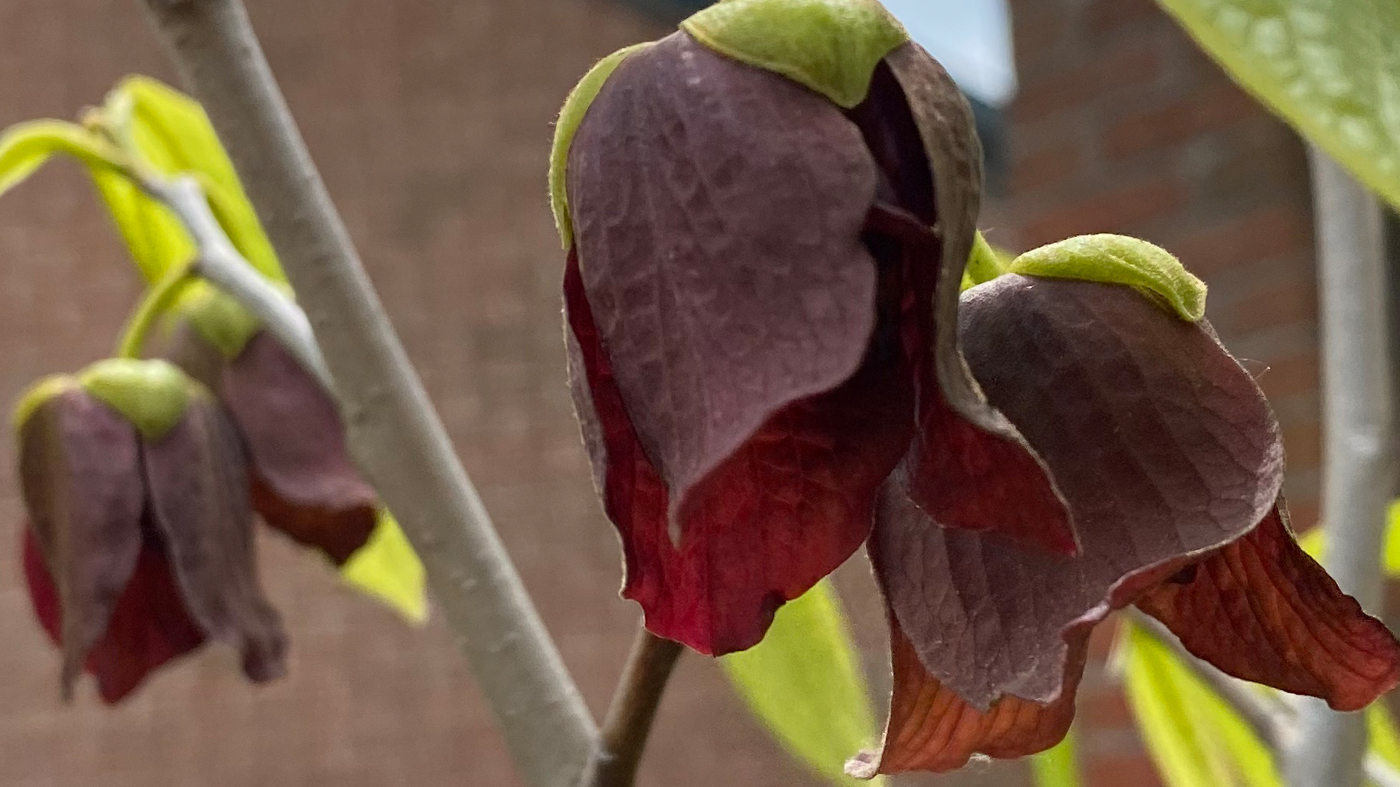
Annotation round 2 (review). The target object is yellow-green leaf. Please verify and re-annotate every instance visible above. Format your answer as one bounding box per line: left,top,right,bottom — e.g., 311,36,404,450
100,76,284,283
339,510,428,624
1121,622,1282,787
0,120,127,199
1369,704,1400,771
719,580,884,787
1030,726,1084,787
681,0,908,109
1154,0,1400,213
1011,234,1207,322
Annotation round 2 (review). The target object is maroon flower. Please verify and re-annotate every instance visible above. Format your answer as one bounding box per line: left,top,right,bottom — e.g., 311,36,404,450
166,321,377,564
560,26,1068,657
850,273,1400,774
16,362,285,703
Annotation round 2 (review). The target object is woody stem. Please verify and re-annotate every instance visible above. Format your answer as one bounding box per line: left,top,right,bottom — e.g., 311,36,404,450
115,258,197,359
581,627,685,787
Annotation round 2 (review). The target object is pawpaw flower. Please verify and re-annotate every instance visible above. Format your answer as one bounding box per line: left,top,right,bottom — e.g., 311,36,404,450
15,359,286,703
162,299,377,566
848,237,1400,774
553,0,1071,656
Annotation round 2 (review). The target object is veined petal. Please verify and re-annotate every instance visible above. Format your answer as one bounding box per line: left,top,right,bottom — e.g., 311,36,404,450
566,250,910,654
220,331,377,564
142,396,286,684
1137,501,1400,711
24,530,205,704
17,387,146,698
566,31,882,527
864,276,1285,772
847,617,1083,776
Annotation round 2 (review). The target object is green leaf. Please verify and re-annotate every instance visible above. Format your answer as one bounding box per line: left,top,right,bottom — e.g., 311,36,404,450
1030,726,1085,787
339,510,428,624
1154,0,1400,212
681,0,908,109
1011,234,1207,322
1121,622,1282,787
719,580,885,787
101,76,284,283
1369,704,1400,771
0,120,127,199
964,232,1011,291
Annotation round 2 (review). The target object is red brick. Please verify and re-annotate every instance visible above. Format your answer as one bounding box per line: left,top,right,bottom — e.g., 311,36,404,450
1255,351,1319,401
1083,688,1136,729
1103,81,1260,159
1018,177,1186,248
1088,753,1166,787
1012,44,1162,124
1286,497,1321,530
1085,0,1161,38
1224,278,1318,336
1283,422,1324,469
1172,204,1313,279
1011,140,1084,193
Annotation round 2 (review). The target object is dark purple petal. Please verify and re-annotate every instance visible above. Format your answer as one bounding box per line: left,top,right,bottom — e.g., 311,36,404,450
142,396,287,684
18,388,146,697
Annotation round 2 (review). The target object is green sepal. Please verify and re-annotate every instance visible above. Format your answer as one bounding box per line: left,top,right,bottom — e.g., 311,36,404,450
179,285,264,359
681,0,908,109
77,358,193,441
12,375,80,433
550,42,653,249
1010,234,1207,322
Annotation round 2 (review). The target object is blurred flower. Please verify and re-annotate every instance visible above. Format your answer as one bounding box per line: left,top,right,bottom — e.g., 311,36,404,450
165,316,377,565
16,359,285,703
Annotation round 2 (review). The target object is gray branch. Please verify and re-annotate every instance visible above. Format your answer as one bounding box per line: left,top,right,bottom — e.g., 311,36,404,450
1287,148,1398,787
136,2,598,785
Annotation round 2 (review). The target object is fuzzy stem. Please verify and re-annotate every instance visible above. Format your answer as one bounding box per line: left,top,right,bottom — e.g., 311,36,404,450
115,258,196,359
579,628,684,787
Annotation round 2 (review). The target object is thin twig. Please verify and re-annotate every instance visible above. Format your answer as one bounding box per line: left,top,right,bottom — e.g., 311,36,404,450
579,628,684,787
140,175,331,388
1291,146,1398,787
136,2,598,785
1129,613,1400,787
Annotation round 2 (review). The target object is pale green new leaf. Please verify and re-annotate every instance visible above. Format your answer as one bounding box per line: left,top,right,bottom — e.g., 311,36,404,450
1121,622,1282,787
719,580,885,787
0,120,127,199
1155,0,1400,212
1030,726,1085,787
102,76,284,283
340,510,429,625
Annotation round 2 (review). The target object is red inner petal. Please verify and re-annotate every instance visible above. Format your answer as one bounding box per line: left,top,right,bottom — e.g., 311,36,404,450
1136,502,1400,711
852,620,1083,775
24,529,205,704
566,252,911,655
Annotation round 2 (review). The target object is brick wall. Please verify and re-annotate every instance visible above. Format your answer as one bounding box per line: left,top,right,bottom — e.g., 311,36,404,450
0,0,1322,786
999,0,1321,784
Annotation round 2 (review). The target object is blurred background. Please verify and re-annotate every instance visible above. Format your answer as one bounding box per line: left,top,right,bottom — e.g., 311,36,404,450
0,0,1325,785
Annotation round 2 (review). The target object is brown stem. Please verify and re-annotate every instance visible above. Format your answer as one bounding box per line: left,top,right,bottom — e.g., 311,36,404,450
580,627,684,787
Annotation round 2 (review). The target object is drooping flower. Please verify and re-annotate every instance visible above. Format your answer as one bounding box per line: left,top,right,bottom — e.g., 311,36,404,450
552,0,1400,773
16,359,285,702
164,314,377,564
554,0,1070,656
850,239,1400,774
